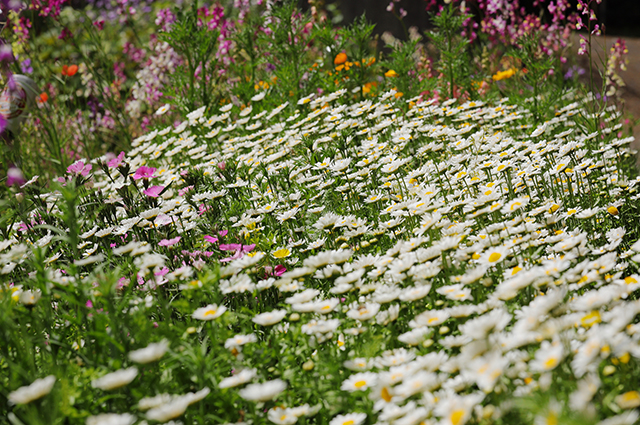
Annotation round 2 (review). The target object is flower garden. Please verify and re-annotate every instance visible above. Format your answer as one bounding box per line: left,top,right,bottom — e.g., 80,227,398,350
1,1,640,425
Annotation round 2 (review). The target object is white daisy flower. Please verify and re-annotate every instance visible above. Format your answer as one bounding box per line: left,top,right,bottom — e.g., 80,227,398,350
155,103,171,115
192,304,227,321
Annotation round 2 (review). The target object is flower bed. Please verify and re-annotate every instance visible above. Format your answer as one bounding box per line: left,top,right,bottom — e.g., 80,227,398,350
2,85,640,424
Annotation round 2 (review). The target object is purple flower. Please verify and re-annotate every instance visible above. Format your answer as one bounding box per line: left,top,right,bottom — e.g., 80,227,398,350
6,166,26,187
143,185,165,197
67,160,92,176
20,58,33,74
158,236,181,247
132,165,156,180
107,151,125,168
155,8,176,31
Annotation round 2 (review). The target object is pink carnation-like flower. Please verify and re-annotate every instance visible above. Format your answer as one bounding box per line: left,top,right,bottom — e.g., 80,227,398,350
143,185,165,197
107,151,125,168
158,236,181,247
132,166,156,180
67,160,92,176
220,244,256,262
154,214,174,226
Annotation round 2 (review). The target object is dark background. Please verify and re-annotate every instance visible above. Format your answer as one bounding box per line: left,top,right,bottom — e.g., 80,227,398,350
321,0,640,39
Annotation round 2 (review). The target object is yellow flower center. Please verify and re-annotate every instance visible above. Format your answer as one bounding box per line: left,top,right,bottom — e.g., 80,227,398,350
544,357,558,369
273,248,291,259
488,252,502,263
621,391,640,402
580,311,601,328
450,409,465,425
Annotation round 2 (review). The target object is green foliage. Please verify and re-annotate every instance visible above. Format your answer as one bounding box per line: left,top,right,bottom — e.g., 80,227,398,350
260,0,312,101
158,2,221,113
429,3,472,99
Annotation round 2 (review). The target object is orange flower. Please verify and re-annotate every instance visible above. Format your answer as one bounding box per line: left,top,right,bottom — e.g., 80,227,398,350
384,69,398,78
62,64,79,77
362,81,377,94
492,67,516,81
334,52,347,66
38,92,49,103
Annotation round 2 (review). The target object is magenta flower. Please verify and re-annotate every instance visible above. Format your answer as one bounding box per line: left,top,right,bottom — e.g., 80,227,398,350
0,44,14,62
107,151,125,168
158,236,181,247
58,27,72,40
67,160,92,176
265,264,287,277
143,185,165,197
218,230,228,236
204,235,219,244
132,166,156,180
6,166,26,187
274,264,287,276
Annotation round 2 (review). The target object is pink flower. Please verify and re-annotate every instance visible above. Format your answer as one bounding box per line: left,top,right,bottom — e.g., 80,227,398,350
155,267,170,276
219,244,256,262
117,277,130,289
86,300,93,308
143,185,165,197
219,243,241,251
67,160,92,176
158,236,181,247
204,235,219,243
107,151,125,168
217,162,226,171
132,165,156,180
178,185,194,196
198,204,211,215
154,214,174,226
218,230,228,236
